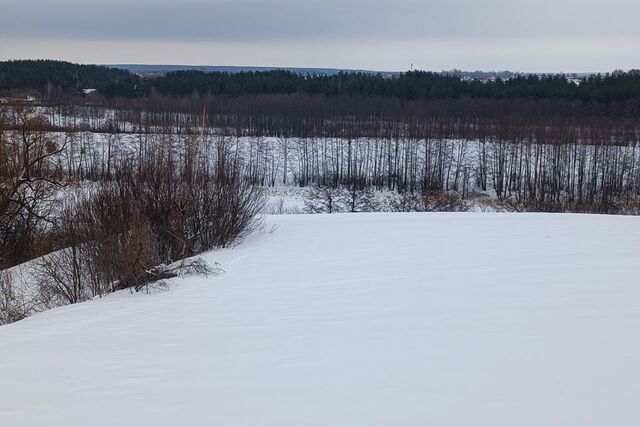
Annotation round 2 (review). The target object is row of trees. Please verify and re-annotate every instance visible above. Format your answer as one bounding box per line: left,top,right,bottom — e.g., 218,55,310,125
23,94,640,143
24,113,640,212
4,111,638,217
240,134,640,213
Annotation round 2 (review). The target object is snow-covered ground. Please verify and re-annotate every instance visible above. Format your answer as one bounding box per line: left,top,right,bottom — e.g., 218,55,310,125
1,213,639,426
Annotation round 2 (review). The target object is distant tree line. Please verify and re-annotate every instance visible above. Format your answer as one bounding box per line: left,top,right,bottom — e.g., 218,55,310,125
130,69,640,105
3,61,640,116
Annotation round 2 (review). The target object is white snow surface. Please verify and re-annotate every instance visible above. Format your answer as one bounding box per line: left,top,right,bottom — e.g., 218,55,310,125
1,213,640,426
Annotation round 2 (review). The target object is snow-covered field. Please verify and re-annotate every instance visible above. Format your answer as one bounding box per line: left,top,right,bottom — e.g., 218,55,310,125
1,213,639,426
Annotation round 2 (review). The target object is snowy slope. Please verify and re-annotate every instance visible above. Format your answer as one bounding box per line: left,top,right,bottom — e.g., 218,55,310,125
1,213,639,427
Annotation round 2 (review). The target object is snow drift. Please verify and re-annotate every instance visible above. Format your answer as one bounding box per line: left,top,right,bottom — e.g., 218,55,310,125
1,213,639,426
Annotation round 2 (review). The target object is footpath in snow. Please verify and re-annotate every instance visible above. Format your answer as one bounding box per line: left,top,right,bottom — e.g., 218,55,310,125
1,213,639,426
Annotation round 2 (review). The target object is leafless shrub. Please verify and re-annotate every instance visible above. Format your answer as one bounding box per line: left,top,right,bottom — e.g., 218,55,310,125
95,217,161,293
421,192,469,212
32,137,264,301
618,199,640,215
387,191,469,212
134,258,218,293
33,194,213,302
128,142,266,258
304,185,344,213
489,195,640,215
340,184,379,213
32,184,156,304
263,197,302,215
266,198,287,215
34,246,93,306
387,192,421,212
0,271,29,325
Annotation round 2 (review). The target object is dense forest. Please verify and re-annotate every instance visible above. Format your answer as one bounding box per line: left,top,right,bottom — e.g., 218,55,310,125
3,60,640,113
0,60,130,98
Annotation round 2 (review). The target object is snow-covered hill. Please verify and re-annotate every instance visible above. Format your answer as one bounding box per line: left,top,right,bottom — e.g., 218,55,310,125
1,213,639,426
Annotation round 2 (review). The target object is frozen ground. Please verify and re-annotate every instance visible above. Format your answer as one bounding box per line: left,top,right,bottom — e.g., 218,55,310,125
1,213,639,426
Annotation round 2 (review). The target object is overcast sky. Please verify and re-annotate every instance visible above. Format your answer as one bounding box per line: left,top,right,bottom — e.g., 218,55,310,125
0,0,638,72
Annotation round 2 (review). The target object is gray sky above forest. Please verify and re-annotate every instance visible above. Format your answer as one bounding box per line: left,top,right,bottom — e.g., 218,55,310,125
0,0,638,72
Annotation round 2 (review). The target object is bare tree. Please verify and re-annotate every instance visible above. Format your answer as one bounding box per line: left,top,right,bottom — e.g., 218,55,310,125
0,105,65,268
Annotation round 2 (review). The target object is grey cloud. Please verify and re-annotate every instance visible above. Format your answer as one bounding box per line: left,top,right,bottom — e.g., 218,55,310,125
1,0,639,42
0,0,638,71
